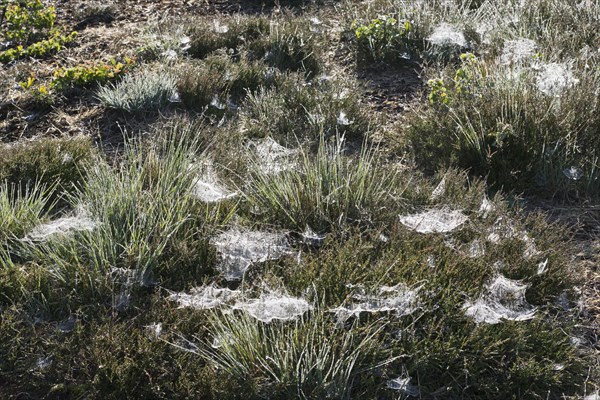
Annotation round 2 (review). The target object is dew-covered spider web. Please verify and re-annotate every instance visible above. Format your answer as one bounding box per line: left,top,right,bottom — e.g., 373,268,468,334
26,215,98,241
212,229,291,281
399,208,468,234
330,284,419,322
463,275,536,324
232,291,312,323
168,284,241,309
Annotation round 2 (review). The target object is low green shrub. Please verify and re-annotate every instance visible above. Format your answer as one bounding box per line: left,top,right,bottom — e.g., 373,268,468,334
277,175,586,398
0,304,212,398
0,136,96,192
240,73,372,142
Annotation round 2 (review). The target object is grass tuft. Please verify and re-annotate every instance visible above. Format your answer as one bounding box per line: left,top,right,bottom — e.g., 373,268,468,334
96,67,178,112
0,180,54,243
191,307,389,399
246,135,402,232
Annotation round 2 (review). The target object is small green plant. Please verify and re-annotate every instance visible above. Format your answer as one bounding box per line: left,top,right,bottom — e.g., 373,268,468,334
427,52,482,106
18,58,135,105
351,16,414,63
427,77,449,105
18,75,53,105
0,30,76,62
0,0,76,63
2,0,56,43
51,58,135,90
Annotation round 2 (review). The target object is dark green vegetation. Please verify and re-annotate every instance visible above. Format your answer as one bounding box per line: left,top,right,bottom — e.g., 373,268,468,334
0,0,598,399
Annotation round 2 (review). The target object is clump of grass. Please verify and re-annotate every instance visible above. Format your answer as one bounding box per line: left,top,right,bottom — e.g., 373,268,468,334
74,1,116,26
148,116,251,192
246,21,322,77
138,17,195,61
96,67,178,112
15,124,233,313
0,181,54,242
245,135,402,232
191,307,389,399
